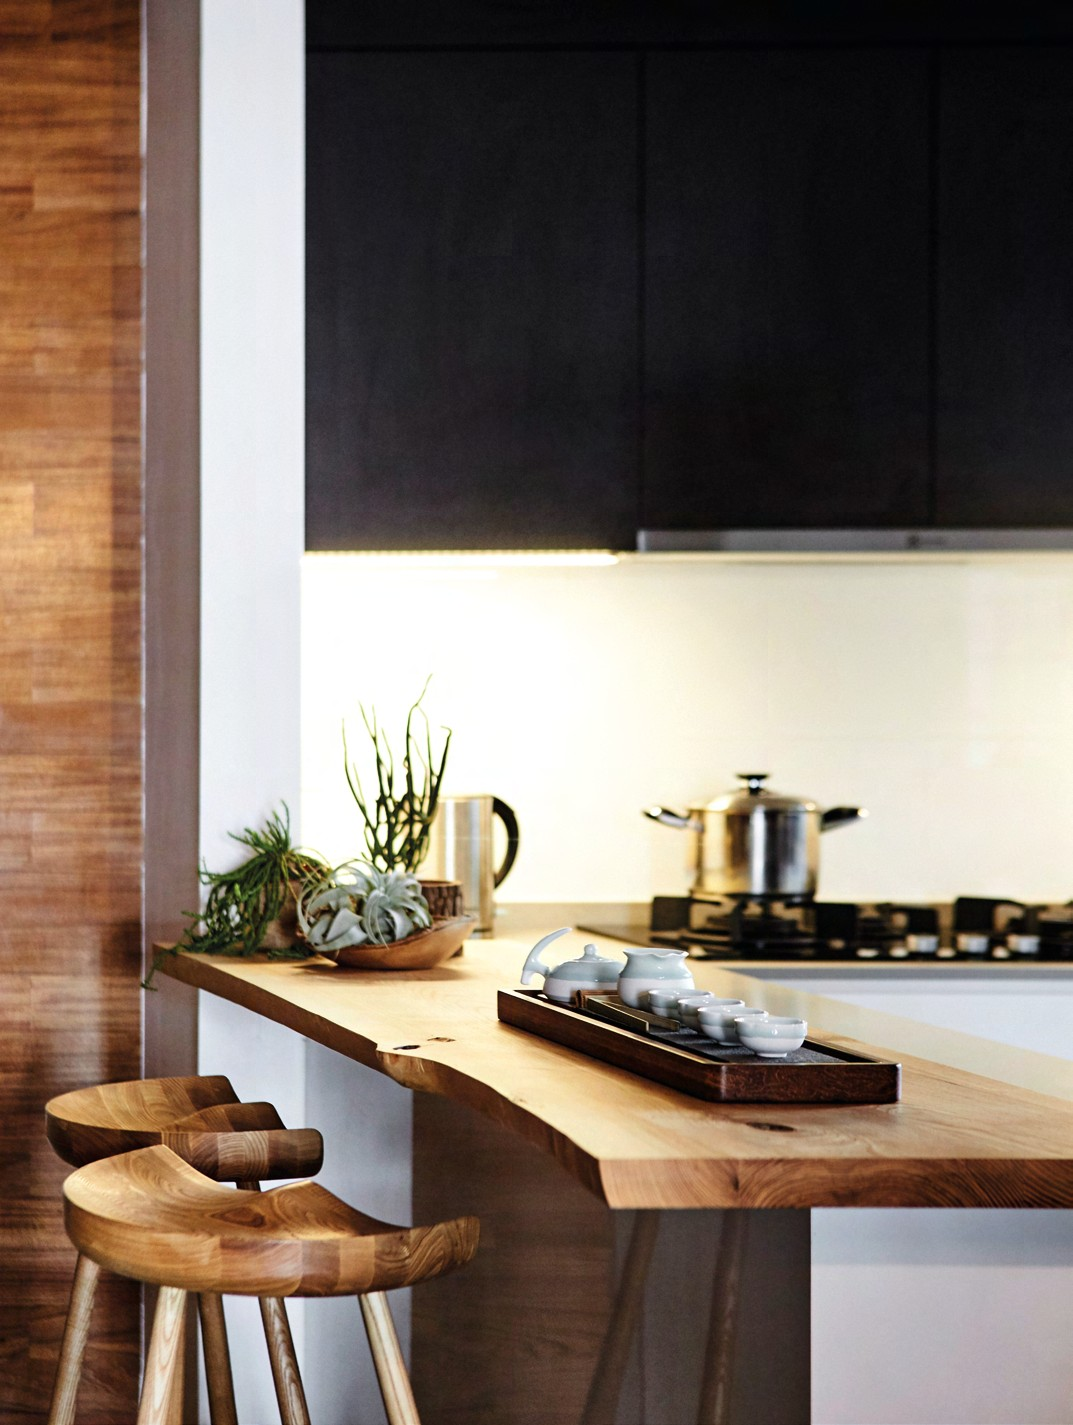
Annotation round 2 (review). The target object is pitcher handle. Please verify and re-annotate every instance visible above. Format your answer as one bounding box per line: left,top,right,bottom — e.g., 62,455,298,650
493,797,520,887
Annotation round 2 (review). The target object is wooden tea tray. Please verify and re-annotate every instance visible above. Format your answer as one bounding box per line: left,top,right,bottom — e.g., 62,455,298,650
497,988,901,1104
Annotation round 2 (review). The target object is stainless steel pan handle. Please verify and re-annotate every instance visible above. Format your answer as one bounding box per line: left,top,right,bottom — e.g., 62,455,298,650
820,806,867,831
643,806,704,833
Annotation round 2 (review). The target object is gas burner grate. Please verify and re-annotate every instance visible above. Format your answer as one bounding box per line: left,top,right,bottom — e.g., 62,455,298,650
584,894,1073,962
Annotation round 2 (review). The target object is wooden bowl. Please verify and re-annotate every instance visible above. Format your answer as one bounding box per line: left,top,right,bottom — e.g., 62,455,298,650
329,915,477,970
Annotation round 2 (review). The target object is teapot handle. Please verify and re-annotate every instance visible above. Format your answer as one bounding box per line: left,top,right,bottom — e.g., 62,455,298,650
520,926,571,986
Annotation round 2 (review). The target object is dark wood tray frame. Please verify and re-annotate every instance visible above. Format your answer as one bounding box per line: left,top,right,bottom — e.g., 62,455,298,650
497,988,901,1104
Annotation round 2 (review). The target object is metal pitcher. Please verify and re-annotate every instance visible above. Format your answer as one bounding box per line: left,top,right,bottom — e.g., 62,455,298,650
423,795,520,935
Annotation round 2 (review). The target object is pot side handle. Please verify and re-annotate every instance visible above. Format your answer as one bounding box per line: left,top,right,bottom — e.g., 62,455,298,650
821,806,868,831
643,806,703,832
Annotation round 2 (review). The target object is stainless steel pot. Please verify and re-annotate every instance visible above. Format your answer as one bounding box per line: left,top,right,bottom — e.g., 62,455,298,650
644,773,865,901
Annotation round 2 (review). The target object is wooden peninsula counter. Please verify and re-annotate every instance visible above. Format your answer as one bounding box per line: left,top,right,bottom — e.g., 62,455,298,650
162,931,1073,1424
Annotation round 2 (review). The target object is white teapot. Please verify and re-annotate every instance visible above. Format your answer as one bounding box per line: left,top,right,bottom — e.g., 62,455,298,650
520,928,624,1005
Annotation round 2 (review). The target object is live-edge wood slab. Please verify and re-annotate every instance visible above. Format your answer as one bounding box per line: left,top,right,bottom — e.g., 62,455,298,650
160,936,1073,1210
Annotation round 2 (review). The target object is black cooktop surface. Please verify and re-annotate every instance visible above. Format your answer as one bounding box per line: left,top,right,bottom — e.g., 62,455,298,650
579,894,1073,963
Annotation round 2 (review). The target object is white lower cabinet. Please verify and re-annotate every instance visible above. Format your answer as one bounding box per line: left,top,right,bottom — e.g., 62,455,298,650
754,971,1073,1425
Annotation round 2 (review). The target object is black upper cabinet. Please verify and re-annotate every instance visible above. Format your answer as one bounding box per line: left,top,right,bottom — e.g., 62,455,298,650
306,51,638,550
643,50,931,531
307,18,1073,549
936,48,1073,526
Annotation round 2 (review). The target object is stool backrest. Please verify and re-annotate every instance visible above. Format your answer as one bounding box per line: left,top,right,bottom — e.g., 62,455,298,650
46,1075,323,1182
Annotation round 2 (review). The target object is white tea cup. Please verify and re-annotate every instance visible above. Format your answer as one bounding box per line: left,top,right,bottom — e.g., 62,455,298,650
646,987,686,1017
698,1003,764,1045
737,1016,807,1057
723,1007,770,1046
693,999,747,1037
675,991,716,1030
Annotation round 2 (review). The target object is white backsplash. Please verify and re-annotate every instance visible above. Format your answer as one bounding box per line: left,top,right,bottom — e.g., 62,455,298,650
301,555,1073,905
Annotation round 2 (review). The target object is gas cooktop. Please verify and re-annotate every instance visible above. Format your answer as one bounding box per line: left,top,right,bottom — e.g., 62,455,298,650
581,895,1073,963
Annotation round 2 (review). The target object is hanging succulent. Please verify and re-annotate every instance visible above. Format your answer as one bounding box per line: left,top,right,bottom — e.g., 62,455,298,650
297,862,432,957
343,678,451,874
143,804,328,988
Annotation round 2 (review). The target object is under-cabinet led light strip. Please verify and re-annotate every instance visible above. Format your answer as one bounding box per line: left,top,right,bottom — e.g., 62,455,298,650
305,550,620,568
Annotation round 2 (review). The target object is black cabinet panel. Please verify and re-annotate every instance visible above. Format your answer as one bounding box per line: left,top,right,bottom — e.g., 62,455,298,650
306,52,638,550
936,48,1073,526
308,2,1073,51
643,50,930,531
307,0,668,47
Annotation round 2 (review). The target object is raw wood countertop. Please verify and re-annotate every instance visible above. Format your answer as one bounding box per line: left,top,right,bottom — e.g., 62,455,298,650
161,928,1073,1210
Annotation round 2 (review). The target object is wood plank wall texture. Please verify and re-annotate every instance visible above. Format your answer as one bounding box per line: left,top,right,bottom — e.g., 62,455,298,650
0,1,142,1418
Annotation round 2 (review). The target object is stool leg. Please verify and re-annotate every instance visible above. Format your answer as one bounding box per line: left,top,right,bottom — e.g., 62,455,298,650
139,1285,188,1425
47,1253,101,1425
360,1291,421,1425
240,1177,311,1425
198,1293,238,1425
259,1295,312,1425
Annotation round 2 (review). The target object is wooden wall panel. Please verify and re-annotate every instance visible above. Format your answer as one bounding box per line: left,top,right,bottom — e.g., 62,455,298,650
0,2,142,1419
142,0,200,1088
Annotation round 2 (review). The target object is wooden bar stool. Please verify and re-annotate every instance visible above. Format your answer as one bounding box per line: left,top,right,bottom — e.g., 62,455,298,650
45,1075,324,1425
61,1144,480,1425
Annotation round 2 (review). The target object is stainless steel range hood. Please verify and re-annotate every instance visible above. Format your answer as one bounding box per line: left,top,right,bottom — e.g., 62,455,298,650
637,528,1073,554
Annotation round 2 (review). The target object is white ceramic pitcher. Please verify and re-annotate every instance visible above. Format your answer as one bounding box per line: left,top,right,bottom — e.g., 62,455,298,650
617,948,694,1009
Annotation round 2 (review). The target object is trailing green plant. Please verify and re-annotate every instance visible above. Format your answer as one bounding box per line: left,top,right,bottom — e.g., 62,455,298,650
142,804,328,988
297,862,432,956
343,679,451,873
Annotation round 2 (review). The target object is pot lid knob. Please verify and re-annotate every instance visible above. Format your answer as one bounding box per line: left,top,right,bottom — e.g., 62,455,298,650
737,773,769,795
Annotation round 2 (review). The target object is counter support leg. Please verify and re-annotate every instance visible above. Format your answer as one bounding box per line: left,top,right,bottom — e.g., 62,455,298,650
581,1210,661,1425
616,1206,810,1425
697,1211,747,1425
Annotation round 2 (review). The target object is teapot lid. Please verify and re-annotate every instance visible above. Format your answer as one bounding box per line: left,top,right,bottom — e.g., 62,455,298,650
549,945,623,982
704,772,816,816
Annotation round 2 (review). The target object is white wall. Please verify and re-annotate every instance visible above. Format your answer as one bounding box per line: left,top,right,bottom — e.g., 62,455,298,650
197,10,412,1423
198,2,308,1418
200,11,305,859
302,554,1073,905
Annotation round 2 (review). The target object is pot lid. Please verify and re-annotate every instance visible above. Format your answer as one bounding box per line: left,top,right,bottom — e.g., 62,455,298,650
702,773,817,816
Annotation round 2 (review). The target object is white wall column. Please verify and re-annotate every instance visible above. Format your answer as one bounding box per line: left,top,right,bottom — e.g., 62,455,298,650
198,1,306,1417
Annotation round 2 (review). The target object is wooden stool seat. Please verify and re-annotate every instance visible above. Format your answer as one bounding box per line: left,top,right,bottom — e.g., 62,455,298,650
64,1144,479,1298
46,1077,324,1425
46,1073,323,1181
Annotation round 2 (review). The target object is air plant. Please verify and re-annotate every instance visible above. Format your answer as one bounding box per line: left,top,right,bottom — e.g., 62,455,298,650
297,862,432,957
344,678,451,873
143,804,328,987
